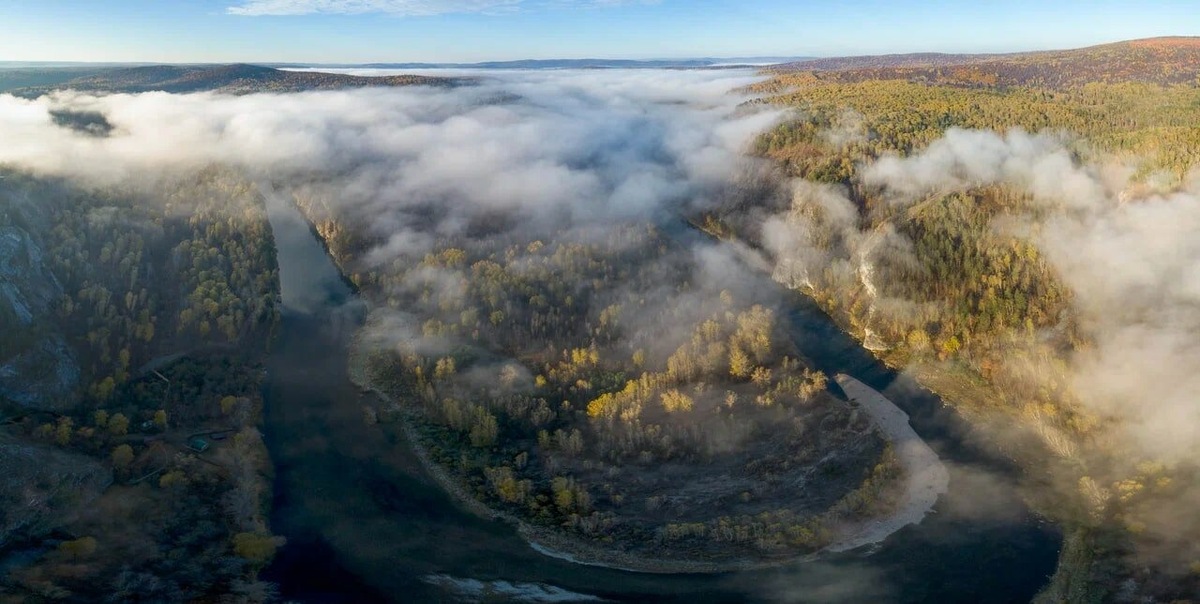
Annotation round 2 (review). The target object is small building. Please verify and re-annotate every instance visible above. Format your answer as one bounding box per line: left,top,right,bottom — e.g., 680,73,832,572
187,437,210,453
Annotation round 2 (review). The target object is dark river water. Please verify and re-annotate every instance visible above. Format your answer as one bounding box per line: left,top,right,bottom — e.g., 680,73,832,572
259,190,1062,603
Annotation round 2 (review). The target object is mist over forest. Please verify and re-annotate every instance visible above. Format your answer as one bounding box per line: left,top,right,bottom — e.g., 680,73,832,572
4,35,1200,602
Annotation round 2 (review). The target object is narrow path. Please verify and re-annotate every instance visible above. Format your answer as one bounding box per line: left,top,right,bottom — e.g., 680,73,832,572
825,374,950,553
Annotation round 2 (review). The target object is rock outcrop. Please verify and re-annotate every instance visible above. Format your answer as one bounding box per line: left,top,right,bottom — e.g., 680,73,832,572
0,199,81,411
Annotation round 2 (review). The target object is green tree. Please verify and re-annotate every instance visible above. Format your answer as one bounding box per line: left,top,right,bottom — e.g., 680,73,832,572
54,418,74,446
661,389,694,413
469,409,499,448
95,376,116,400
434,357,457,381
552,476,576,513
108,413,129,436
906,328,931,352
159,470,186,489
485,466,529,504
938,335,962,360
729,345,752,379
111,444,134,470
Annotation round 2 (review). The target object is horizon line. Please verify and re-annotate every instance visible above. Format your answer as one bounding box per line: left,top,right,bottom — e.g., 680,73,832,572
2,34,1196,67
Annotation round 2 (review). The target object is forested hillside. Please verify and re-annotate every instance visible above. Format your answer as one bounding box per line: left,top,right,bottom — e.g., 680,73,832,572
0,66,118,94
703,37,1200,601
771,36,1200,88
0,168,282,601
332,213,899,569
9,64,461,97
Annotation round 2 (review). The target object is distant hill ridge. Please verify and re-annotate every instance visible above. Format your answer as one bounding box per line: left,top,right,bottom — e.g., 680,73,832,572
5,37,1200,96
10,63,463,96
0,57,809,97
770,37,1200,88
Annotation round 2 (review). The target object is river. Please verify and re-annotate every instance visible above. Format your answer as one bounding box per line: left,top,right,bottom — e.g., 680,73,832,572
258,189,1062,603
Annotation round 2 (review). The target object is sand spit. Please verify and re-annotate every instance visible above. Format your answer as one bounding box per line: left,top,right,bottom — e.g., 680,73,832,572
826,374,950,553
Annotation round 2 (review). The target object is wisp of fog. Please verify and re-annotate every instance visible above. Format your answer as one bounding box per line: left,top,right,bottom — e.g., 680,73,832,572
5,67,1199,579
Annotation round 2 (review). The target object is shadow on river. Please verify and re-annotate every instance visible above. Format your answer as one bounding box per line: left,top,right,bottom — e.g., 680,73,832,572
258,190,1062,603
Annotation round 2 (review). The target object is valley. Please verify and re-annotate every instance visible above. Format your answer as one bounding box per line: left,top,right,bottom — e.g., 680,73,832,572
1,32,1199,603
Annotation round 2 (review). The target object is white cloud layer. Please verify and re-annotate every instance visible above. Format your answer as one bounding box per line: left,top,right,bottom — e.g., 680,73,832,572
0,68,777,258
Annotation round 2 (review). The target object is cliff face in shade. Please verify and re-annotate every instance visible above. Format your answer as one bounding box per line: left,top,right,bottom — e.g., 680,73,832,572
0,187,81,412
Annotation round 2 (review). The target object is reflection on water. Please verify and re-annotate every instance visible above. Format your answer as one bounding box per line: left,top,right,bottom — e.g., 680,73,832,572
260,195,1061,603
263,185,353,315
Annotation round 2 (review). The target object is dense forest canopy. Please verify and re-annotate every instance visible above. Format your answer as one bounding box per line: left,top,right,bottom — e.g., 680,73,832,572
698,37,1200,601
348,222,895,564
770,36,1200,88
0,167,281,600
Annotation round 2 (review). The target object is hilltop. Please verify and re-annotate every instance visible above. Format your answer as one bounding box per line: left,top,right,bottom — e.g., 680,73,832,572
8,63,462,96
0,66,124,94
772,37,1200,88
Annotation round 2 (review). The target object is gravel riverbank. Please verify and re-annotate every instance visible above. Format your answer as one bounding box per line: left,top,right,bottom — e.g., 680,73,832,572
826,374,950,553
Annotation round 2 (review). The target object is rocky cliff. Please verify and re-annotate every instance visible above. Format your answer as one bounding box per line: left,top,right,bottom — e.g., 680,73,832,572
0,181,81,412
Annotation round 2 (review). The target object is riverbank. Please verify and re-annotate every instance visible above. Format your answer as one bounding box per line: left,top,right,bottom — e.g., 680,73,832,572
356,382,800,574
827,375,950,553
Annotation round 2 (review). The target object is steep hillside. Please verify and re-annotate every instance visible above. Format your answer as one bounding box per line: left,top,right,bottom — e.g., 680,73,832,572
0,168,283,600
713,37,1200,602
0,66,121,94
0,220,79,410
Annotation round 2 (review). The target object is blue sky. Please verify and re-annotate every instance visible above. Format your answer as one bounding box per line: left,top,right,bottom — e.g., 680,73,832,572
1,0,1197,63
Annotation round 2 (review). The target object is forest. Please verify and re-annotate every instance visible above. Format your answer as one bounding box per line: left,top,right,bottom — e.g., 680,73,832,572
769,37,1200,89
342,220,901,568
703,48,1200,601
6,64,462,97
0,168,282,601
3,33,1199,601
